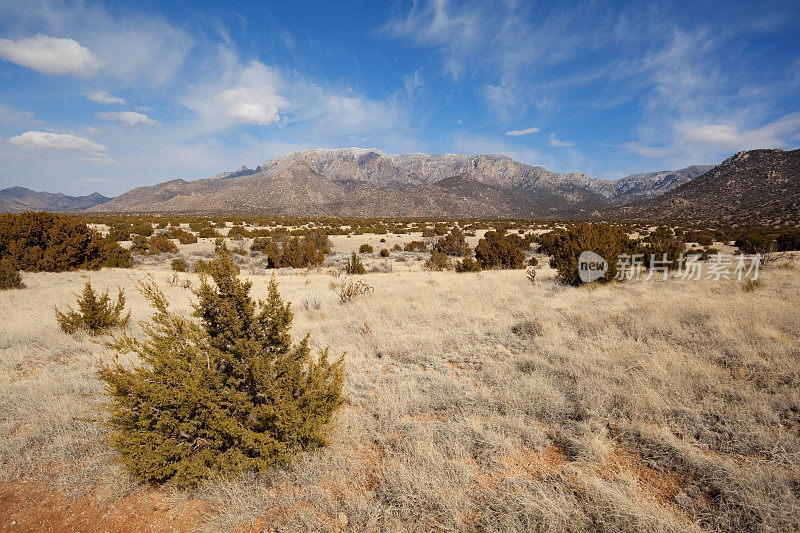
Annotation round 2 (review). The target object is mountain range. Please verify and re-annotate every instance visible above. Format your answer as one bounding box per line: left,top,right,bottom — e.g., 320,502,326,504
3,147,798,224
613,148,800,225
0,186,110,214
86,148,712,218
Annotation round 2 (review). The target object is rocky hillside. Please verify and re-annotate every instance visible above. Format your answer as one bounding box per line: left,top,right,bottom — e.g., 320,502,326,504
90,148,709,217
589,166,713,203
613,149,800,225
0,187,110,213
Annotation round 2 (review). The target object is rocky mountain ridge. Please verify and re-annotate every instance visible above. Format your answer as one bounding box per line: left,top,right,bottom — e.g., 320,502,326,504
88,148,712,217
613,149,800,225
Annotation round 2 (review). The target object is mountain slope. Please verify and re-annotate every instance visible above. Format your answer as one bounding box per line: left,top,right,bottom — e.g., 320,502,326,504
590,165,714,204
0,187,111,213
613,149,800,225
90,148,710,217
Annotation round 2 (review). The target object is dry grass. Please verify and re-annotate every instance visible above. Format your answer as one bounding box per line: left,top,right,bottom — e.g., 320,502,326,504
1,252,799,531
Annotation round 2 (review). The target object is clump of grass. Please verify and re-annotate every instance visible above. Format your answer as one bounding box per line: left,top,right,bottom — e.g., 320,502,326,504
511,318,544,338
55,280,130,335
741,278,763,292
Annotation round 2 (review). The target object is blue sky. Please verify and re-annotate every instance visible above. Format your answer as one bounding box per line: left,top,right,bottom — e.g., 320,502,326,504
1,0,799,196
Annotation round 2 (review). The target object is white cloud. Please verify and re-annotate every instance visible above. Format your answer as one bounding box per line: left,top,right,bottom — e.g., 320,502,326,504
548,132,573,147
184,59,403,136
85,126,103,135
182,61,290,129
75,177,110,186
620,142,672,158
0,34,100,76
97,111,161,126
215,86,288,125
1,3,192,87
506,127,540,136
682,125,747,147
8,131,107,152
680,111,800,151
88,91,125,105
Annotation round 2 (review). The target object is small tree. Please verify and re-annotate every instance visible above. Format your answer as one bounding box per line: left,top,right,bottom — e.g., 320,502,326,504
281,236,325,268
166,228,198,244
55,280,130,334
345,251,366,275
433,228,470,257
198,227,222,239
99,237,133,268
171,258,187,272
98,250,344,487
0,257,23,289
0,211,108,272
549,224,637,285
403,240,427,252
131,223,154,237
455,257,481,272
474,230,525,269
147,234,179,255
425,250,451,271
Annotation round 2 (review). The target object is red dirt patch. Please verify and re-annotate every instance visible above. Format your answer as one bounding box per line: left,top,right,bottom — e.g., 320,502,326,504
473,444,568,492
0,480,209,532
595,447,692,507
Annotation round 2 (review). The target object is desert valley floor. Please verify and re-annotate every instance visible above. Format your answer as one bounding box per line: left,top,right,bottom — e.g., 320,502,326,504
1,227,799,532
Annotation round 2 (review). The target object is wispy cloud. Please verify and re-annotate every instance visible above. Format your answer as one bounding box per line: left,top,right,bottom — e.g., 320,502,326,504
403,69,424,94
88,90,124,105
0,103,38,125
596,142,673,159
680,112,800,151
0,34,101,76
97,111,160,126
75,177,110,186
548,132,572,147
505,127,539,136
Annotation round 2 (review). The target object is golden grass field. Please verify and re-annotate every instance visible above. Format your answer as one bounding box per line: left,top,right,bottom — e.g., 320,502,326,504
1,232,798,532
